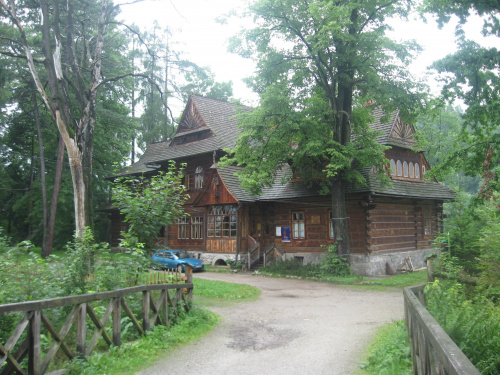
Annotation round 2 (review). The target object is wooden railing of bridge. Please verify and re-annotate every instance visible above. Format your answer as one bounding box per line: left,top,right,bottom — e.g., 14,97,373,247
403,285,480,375
0,267,193,375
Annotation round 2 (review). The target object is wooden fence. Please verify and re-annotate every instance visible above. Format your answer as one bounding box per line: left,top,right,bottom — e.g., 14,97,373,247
404,285,480,375
0,268,193,375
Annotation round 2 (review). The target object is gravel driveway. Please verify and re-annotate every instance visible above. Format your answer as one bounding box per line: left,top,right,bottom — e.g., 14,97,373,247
138,272,404,375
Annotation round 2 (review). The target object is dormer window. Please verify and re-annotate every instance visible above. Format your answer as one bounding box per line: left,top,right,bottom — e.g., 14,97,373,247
195,166,203,189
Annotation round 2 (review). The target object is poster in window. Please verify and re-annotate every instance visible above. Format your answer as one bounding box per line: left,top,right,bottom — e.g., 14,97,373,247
275,226,282,237
281,226,290,242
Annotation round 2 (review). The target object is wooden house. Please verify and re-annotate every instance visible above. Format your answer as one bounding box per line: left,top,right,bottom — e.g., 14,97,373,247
110,95,454,276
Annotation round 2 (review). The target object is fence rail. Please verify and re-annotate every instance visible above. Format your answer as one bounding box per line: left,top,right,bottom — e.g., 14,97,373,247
404,285,480,375
0,268,193,375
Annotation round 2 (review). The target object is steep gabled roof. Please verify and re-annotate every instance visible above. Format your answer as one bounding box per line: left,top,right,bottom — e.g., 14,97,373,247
368,106,417,149
114,95,248,176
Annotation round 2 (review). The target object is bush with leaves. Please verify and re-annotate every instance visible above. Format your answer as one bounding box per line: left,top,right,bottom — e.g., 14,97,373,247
112,161,188,249
425,280,500,375
319,245,352,277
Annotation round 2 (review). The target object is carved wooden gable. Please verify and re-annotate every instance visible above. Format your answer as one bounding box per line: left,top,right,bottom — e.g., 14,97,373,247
178,98,207,132
390,117,416,144
171,98,212,146
194,169,238,206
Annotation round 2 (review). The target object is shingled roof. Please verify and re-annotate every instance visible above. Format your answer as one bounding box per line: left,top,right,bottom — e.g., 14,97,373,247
114,95,247,176
117,95,454,201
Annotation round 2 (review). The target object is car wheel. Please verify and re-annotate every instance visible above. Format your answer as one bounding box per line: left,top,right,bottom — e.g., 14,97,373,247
176,264,184,273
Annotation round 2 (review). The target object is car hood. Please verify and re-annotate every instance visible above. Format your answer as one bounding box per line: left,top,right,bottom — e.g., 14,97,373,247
182,258,203,266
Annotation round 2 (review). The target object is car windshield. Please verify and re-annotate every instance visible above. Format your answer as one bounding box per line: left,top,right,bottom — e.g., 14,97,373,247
176,251,191,259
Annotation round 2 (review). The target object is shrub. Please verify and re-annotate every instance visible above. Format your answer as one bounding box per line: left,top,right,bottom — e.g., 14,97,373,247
425,280,500,375
360,320,412,375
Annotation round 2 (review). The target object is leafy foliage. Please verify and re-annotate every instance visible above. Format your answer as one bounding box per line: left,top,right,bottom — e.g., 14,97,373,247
222,0,426,255
359,321,412,375
421,0,500,193
425,280,500,375
112,161,188,249
261,247,352,279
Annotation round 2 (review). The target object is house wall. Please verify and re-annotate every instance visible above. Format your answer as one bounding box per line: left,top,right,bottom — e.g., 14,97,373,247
261,196,367,255
366,198,439,254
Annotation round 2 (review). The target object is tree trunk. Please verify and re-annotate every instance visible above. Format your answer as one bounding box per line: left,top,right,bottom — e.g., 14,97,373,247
331,179,350,257
32,88,48,255
44,136,64,256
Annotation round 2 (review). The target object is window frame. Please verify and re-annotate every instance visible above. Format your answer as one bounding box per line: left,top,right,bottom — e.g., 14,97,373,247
292,212,305,239
178,216,189,240
207,205,237,238
191,216,204,239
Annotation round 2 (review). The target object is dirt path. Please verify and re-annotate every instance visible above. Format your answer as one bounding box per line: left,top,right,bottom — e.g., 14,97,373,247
138,272,404,375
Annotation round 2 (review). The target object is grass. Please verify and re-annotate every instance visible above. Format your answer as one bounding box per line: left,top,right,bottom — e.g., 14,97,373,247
60,277,260,374
193,278,261,306
356,320,412,375
64,307,219,375
257,267,427,291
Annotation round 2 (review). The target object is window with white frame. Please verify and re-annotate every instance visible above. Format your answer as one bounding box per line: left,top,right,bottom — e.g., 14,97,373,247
191,216,204,239
195,166,204,189
292,212,305,239
178,216,189,239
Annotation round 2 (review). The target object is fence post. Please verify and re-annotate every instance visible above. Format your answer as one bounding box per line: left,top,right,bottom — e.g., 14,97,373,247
113,297,122,347
143,291,151,331
76,303,86,358
28,310,41,375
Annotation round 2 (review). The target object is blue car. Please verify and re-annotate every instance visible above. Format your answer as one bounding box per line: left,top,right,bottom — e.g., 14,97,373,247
151,250,204,272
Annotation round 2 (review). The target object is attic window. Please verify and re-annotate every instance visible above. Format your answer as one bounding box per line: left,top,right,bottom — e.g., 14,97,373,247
195,166,203,189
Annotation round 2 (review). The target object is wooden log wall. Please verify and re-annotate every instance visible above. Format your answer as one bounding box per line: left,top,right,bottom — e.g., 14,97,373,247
404,285,480,375
270,197,366,253
366,198,437,254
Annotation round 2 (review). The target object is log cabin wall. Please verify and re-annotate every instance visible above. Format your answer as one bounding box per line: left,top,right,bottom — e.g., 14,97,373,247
162,205,206,252
267,196,366,254
366,197,439,254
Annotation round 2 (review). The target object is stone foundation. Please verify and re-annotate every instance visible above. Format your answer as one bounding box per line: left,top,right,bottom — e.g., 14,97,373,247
349,248,437,276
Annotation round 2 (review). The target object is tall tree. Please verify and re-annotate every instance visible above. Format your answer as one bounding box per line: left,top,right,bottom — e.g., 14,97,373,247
422,0,500,192
224,0,425,257
0,0,148,238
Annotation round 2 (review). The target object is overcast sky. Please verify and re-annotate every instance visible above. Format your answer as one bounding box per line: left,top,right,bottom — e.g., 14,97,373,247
118,0,496,115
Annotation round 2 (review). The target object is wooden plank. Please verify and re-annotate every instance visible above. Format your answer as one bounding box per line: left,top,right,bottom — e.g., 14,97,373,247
0,283,192,316
86,300,114,355
28,311,41,375
113,298,121,347
143,291,151,332
40,308,77,374
404,286,481,375
76,304,86,358
120,298,144,336
0,338,28,375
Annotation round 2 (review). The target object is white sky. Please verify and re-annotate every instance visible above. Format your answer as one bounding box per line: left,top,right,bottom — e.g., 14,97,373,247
118,0,497,115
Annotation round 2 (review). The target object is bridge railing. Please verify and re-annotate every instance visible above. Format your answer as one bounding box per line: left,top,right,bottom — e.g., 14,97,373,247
0,267,193,375
403,284,480,375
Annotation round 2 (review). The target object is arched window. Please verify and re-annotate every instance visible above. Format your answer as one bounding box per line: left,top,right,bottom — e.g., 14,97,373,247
422,165,426,176
390,159,396,176
403,161,409,177
195,166,203,189
396,160,403,177
409,162,414,178
415,163,420,179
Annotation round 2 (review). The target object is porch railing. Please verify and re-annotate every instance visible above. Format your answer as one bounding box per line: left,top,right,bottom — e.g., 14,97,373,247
0,268,193,375
403,285,480,375
247,236,259,269
263,244,285,267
